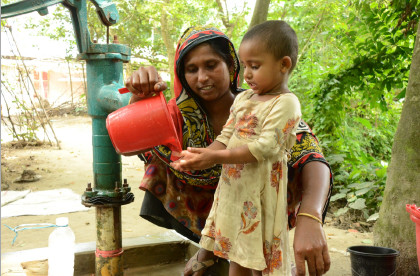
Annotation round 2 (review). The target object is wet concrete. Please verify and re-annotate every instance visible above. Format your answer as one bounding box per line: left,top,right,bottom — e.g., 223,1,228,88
1,231,197,275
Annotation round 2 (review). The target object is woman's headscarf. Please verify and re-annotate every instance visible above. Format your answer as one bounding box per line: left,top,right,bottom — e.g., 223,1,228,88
152,26,241,188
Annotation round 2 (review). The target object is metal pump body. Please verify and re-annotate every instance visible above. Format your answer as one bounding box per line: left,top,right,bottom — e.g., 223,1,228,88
3,1,134,274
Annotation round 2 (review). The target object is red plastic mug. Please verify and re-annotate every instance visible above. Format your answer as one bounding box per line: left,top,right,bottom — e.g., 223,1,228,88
106,92,182,160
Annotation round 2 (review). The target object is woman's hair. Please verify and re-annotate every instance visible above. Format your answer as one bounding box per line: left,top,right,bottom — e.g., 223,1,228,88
179,37,236,92
179,37,234,73
205,37,234,69
242,20,298,72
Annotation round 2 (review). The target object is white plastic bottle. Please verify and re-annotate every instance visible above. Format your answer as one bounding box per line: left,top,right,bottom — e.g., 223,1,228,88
48,217,75,276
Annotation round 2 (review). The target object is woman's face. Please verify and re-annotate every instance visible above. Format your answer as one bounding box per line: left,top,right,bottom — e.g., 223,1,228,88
183,43,231,102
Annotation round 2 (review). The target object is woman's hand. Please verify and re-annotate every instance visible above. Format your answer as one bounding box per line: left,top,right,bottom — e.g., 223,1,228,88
294,216,330,276
172,147,216,171
125,66,168,102
294,161,331,275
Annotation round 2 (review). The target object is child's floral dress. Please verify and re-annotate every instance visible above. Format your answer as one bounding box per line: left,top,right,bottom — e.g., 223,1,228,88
200,90,301,275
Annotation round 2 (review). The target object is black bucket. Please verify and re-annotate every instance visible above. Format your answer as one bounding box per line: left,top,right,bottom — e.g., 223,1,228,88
347,245,400,276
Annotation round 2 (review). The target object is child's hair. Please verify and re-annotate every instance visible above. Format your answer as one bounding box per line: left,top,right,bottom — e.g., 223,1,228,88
242,20,298,72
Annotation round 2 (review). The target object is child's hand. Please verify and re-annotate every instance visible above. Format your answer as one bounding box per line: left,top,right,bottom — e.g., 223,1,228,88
171,150,192,171
171,147,216,172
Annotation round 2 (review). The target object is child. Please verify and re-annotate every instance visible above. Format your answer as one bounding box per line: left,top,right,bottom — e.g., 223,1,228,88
173,20,301,276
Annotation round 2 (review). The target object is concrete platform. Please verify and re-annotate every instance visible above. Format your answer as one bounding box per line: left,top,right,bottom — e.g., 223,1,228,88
1,231,198,276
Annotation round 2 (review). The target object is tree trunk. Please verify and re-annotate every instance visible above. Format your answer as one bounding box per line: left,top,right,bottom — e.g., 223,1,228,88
373,22,420,275
160,0,176,99
248,0,271,30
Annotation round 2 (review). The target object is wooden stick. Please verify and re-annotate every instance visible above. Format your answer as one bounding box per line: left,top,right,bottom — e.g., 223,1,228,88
0,84,19,140
17,67,53,145
6,25,61,149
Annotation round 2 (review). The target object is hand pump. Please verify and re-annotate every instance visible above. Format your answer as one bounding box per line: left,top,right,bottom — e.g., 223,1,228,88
3,1,134,275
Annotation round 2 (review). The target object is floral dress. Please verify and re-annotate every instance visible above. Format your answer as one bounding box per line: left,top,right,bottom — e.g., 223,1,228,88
200,90,301,275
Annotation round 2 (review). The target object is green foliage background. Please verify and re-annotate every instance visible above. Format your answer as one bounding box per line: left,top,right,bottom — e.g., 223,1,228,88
282,0,418,221
1,0,418,221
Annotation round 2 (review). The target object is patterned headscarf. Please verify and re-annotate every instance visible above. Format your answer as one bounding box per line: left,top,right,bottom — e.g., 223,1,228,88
152,26,241,188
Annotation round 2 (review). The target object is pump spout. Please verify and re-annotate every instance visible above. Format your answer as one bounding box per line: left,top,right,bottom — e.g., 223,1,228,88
97,82,131,114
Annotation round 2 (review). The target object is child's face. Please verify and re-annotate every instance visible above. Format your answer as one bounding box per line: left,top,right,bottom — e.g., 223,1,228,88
239,39,288,95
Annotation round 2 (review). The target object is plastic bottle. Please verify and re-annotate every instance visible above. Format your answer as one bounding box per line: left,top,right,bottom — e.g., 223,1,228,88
48,217,75,276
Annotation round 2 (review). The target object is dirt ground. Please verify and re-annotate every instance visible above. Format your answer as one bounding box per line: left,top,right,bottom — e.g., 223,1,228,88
1,115,374,275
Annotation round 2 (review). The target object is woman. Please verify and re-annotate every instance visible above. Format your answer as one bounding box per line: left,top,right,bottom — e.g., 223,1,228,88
125,26,332,276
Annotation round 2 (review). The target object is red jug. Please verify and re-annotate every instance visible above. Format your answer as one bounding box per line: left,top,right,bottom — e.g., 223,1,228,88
106,92,182,161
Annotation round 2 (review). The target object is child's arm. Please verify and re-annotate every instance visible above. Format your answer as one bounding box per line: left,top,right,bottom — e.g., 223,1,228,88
171,94,245,171
173,94,301,171
171,140,227,171
207,140,227,150
171,140,257,171
173,143,257,172
207,144,257,164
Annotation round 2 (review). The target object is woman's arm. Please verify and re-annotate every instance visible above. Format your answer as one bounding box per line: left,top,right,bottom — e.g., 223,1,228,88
294,161,331,276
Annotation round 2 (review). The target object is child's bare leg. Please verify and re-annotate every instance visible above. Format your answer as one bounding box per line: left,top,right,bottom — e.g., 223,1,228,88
229,261,252,276
252,270,262,276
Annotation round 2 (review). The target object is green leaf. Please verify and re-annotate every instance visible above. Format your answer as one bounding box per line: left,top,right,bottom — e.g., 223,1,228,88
347,182,361,188
335,207,349,216
375,167,387,178
367,213,379,221
347,193,357,202
331,193,346,201
354,182,375,189
355,187,371,196
339,188,350,194
354,118,373,129
362,239,373,244
327,154,345,165
395,88,406,100
386,81,392,92
349,170,361,180
349,198,366,210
